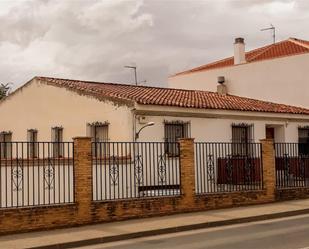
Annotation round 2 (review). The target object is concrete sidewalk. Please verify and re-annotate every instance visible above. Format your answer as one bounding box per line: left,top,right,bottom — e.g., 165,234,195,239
1,199,309,249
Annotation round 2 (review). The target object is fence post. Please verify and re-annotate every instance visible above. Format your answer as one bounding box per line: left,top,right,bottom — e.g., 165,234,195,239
179,138,195,208
73,137,92,222
260,139,276,201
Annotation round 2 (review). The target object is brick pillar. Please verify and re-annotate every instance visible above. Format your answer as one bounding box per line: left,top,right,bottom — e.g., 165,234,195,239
260,139,276,201
179,138,195,208
73,137,92,222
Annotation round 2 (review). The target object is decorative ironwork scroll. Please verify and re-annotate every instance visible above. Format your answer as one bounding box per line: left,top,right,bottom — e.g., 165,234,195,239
244,156,252,183
207,154,215,182
158,155,167,184
299,155,305,178
134,155,143,185
44,159,55,190
109,156,119,186
12,161,23,191
283,153,290,177
225,155,233,184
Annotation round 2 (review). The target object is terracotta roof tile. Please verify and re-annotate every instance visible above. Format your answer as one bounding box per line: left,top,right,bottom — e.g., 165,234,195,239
173,38,309,76
36,76,309,115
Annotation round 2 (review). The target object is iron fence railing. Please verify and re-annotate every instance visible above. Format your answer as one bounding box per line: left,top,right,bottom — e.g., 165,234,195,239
275,143,309,188
0,142,74,208
195,142,263,194
92,142,180,201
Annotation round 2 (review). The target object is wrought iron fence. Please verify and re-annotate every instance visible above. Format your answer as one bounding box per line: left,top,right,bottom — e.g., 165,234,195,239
275,143,309,188
0,142,74,208
92,142,180,200
195,142,263,194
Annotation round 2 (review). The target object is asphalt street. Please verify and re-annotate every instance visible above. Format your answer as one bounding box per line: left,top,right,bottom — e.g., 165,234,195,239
80,214,309,249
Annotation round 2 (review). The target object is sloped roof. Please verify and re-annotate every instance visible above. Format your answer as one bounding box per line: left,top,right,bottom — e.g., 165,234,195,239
36,76,309,115
172,38,309,77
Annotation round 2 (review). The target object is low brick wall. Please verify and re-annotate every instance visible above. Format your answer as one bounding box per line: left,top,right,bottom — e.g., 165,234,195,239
276,187,309,201
194,190,271,210
0,189,272,235
92,190,272,223
92,196,182,222
0,204,78,234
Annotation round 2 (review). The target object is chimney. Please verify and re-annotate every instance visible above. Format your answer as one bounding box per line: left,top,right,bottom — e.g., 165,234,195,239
234,37,246,65
217,76,227,95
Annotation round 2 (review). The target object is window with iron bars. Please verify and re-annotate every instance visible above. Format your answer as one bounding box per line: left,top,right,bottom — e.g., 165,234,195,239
0,131,12,159
231,123,254,157
87,122,109,158
164,121,191,157
27,129,38,158
298,127,309,155
51,127,63,158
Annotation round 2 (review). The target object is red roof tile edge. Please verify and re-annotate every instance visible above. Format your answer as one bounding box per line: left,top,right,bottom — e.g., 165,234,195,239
35,76,309,116
171,37,309,77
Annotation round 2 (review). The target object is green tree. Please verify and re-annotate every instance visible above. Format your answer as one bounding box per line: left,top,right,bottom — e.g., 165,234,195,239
0,83,11,100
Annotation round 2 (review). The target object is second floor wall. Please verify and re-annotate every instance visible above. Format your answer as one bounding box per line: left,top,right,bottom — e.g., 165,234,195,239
169,53,309,108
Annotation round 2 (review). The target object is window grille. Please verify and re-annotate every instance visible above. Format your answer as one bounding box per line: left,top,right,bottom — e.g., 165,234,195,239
231,123,254,156
164,121,190,156
298,127,309,155
0,131,12,159
51,127,63,158
87,122,109,157
27,129,38,158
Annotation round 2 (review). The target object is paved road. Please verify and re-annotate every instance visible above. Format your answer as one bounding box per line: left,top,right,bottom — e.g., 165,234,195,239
81,214,309,249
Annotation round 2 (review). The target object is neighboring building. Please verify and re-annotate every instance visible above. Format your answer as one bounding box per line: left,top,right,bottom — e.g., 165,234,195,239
168,37,309,108
1,76,309,147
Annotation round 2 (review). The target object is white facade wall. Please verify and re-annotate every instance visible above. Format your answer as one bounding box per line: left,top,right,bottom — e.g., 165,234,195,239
137,115,306,143
168,53,309,108
0,79,134,141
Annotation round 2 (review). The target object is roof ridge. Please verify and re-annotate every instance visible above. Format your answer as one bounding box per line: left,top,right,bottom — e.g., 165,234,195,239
36,76,216,94
172,56,234,77
37,76,174,92
288,37,309,49
36,76,134,87
245,39,286,56
246,44,273,62
245,39,295,61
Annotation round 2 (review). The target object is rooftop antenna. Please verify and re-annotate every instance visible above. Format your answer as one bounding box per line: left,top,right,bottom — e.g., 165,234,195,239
261,24,276,44
124,65,137,86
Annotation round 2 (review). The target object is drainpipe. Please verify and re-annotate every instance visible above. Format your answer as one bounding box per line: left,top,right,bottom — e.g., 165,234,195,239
131,107,137,142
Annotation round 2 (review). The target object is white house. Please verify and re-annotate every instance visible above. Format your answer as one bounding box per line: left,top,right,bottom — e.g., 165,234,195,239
0,76,309,148
168,37,309,108
1,76,309,202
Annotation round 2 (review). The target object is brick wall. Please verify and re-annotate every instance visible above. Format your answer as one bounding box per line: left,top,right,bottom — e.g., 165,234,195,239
74,137,93,223
260,139,276,202
0,137,301,235
276,188,309,201
0,204,78,234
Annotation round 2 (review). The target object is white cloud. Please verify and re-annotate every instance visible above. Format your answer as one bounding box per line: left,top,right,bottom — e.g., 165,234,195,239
249,1,296,15
0,0,308,89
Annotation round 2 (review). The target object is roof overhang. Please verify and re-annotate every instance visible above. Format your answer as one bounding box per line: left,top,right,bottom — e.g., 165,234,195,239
134,103,309,122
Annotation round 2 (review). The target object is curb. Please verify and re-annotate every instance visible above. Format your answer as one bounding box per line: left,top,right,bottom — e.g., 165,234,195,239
28,208,309,249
